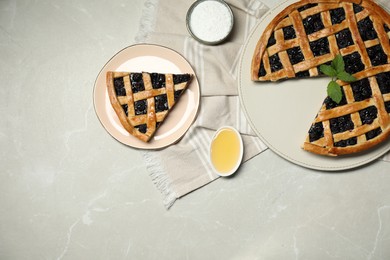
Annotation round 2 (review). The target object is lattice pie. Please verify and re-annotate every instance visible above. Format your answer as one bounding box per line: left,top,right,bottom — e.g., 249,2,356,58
106,71,192,142
251,0,390,156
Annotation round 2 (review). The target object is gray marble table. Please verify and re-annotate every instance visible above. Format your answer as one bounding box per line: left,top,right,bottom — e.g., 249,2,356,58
1,0,389,259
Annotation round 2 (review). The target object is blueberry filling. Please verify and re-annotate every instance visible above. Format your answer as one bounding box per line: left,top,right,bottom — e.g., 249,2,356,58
366,127,382,140
269,53,283,72
122,104,128,116
130,73,145,93
343,52,365,74
154,94,168,113
335,29,354,49
135,124,147,134
283,25,296,40
308,122,324,142
151,73,166,89
375,72,390,94
173,74,191,85
359,106,378,125
334,137,357,147
296,70,310,78
258,61,266,77
358,17,378,41
309,37,330,56
351,78,372,101
385,101,390,113
174,90,184,100
298,3,318,12
114,77,126,96
303,13,325,35
330,115,354,134
367,45,388,66
267,32,276,47
353,4,364,14
325,89,347,109
287,46,304,65
131,72,142,81
330,8,345,25
134,100,147,115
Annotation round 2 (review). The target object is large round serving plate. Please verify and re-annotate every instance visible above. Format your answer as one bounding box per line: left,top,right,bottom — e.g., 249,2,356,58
238,0,390,171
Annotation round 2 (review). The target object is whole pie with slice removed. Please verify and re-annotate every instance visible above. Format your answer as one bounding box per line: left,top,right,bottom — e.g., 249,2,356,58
251,0,390,156
106,71,192,142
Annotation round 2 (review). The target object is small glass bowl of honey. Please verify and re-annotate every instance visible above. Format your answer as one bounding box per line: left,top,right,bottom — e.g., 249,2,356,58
209,126,243,177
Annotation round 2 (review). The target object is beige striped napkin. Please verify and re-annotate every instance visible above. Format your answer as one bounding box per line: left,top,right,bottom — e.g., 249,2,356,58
136,0,390,208
137,0,269,208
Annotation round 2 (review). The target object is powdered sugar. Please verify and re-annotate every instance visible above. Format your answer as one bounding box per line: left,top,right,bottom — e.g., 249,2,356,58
188,0,233,43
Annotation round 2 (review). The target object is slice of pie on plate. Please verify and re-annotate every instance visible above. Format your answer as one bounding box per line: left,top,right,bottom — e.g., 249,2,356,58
106,71,192,142
251,0,390,156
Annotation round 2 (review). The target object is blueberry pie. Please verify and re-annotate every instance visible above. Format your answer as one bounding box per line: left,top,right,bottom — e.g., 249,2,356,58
106,71,192,142
251,0,390,155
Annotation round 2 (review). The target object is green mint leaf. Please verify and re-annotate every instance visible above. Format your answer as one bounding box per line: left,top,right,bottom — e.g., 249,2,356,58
337,71,356,82
327,80,343,103
332,54,345,74
320,64,337,77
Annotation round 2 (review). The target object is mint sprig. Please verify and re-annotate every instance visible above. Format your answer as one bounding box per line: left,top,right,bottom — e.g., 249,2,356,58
327,81,343,104
320,54,356,103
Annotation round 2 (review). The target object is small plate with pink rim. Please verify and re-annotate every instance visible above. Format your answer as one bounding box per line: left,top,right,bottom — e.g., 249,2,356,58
93,44,200,149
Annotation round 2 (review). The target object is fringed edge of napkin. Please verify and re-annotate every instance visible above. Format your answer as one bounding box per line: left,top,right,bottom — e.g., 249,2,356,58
135,0,159,43
143,151,177,208
135,0,180,208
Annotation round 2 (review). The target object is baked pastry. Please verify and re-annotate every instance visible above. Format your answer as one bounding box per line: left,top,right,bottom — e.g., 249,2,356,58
106,71,192,142
303,78,390,155
251,0,390,155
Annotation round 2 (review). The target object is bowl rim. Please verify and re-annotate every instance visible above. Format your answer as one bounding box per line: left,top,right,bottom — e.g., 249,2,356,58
209,126,244,177
186,0,234,45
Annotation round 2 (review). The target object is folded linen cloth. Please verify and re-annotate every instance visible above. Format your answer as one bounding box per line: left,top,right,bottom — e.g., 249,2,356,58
136,0,390,208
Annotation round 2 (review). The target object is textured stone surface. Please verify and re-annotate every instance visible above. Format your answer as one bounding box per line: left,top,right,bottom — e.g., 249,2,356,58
1,0,390,259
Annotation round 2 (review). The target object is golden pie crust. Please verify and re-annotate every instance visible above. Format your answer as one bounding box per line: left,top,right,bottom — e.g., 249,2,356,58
251,0,390,156
106,71,192,142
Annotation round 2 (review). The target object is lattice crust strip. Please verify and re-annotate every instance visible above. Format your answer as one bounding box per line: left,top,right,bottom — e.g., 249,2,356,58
106,71,192,142
251,0,390,155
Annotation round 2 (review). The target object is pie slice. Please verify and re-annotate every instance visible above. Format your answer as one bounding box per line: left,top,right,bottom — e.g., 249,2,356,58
106,71,192,142
251,0,390,155
303,78,390,155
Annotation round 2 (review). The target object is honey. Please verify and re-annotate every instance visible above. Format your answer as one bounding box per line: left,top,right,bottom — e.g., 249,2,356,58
210,127,243,175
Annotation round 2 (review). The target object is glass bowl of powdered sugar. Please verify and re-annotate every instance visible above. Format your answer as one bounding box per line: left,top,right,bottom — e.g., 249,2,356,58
186,0,234,45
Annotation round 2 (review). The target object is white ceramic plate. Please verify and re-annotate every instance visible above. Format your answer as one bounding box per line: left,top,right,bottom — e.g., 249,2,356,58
94,44,200,149
238,0,390,171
